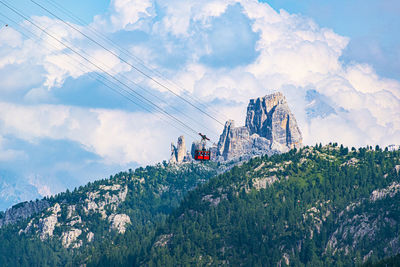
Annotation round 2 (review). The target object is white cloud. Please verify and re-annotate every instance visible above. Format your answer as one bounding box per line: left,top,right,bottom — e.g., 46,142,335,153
0,135,27,161
345,64,400,98
93,0,155,32
28,175,52,197
0,102,182,165
0,0,399,169
0,26,23,48
0,15,131,91
147,0,399,149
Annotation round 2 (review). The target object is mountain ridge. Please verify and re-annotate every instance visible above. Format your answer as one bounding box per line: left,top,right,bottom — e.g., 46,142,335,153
169,92,303,164
0,144,399,266
147,144,400,266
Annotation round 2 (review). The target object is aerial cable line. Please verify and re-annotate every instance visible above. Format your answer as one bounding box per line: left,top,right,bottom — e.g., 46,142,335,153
10,0,220,138
41,0,229,124
30,0,226,128
0,11,199,140
0,0,194,135
0,1,203,140
33,0,226,129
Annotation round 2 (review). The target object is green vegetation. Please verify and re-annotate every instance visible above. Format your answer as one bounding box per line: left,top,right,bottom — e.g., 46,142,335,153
0,162,219,266
0,145,399,266
146,145,400,266
364,253,400,267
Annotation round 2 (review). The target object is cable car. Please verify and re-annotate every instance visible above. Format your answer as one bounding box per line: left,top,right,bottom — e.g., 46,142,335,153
194,133,211,161
194,149,210,160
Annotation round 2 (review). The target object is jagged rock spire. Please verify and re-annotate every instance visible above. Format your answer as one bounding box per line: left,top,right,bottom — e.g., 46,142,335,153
245,92,302,150
168,92,302,162
216,92,302,161
170,136,190,163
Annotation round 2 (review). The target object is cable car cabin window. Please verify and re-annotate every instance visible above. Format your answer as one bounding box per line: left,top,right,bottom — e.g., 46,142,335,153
194,150,210,161
194,150,204,160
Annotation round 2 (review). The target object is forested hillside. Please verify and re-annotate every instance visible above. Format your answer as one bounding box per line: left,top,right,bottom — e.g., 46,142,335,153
364,254,400,267
0,144,399,266
146,144,400,266
0,162,219,266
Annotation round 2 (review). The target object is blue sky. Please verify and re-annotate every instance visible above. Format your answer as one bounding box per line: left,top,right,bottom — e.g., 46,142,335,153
4,0,109,23
263,0,400,79
0,0,399,209
7,0,399,78
6,0,400,78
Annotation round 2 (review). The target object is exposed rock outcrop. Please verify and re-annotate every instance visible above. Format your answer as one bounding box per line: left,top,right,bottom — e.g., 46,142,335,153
109,214,131,234
169,92,302,162
216,92,302,161
170,136,191,163
83,185,128,219
370,182,400,202
0,199,50,228
216,120,271,161
246,92,302,149
39,203,61,240
326,182,400,259
87,231,94,242
61,228,82,248
14,179,132,249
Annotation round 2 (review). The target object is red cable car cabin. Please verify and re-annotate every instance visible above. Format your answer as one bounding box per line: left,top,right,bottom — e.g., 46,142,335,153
194,133,211,161
194,149,210,161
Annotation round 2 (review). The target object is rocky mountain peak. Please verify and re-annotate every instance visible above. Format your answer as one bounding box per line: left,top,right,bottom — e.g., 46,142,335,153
0,199,50,228
245,92,302,148
169,92,302,162
170,136,191,163
216,92,302,161
245,92,286,136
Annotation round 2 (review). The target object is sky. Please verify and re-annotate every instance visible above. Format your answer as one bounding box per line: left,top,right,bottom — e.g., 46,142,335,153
0,0,399,208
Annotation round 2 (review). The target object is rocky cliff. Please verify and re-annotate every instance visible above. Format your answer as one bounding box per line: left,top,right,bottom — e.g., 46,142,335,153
0,199,50,228
216,120,271,161
0,162,220,266
16,180,131,249
150,145,400,266
216,92,302,161
169,92,302,162
170,136,191,163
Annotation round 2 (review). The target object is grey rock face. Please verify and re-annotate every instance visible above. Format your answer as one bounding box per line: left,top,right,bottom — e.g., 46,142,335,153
218,121,249,159
170,136,191,163
109,213,131,234
325,182,400,261
15,180,132,249
191,141,202,159
216,120,271,161
305,89,336,119
0,170,42,211
246,92,302,149
169,92,302,162
216,92,302,161
0,199,50,228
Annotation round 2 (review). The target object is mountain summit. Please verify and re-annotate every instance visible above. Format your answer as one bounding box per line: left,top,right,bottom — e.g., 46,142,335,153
170,136,191,163
169,92,302,163
214,92,302,161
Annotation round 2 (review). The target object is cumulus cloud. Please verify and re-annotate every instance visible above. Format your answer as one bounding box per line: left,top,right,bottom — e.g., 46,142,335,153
0,0,399,205
93,0,155,32
0,15,131,92
0,135,27,161
0,0,399,169
147,0,399,148
0,102,182,165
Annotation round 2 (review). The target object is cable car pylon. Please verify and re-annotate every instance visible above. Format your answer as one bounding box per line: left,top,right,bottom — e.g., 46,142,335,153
194,133,211,161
